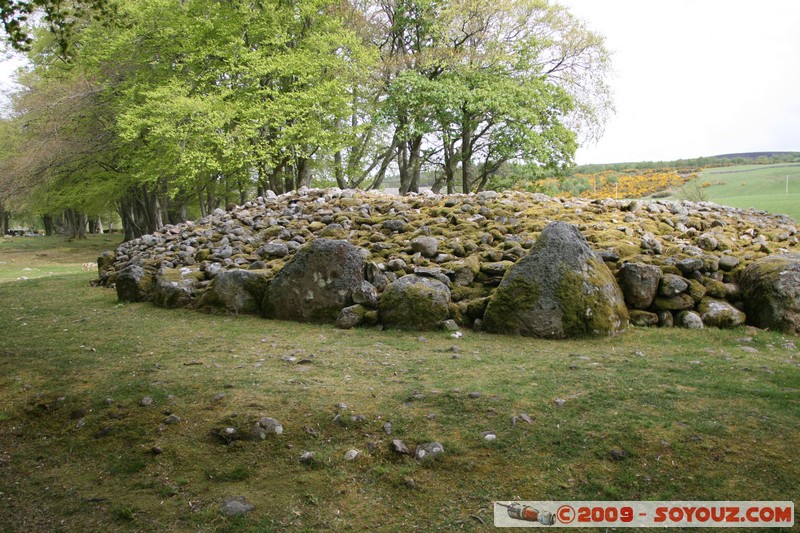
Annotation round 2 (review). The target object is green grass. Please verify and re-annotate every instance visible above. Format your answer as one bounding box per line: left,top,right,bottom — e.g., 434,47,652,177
0,234,123,282
1,238,799,530
670,163,800,222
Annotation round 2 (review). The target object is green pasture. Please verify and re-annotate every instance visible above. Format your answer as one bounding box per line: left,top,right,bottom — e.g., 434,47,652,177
672,164,800,222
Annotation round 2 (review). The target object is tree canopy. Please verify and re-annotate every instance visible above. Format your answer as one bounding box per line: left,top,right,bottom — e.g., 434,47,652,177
0,0,612,240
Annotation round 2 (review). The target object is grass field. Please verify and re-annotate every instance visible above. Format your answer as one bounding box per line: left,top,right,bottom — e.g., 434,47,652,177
1,237,799,531
670,163,800,222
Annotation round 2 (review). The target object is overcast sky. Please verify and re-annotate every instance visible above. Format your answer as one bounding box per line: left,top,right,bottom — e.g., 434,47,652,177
2,1,799,164
561,0,800,164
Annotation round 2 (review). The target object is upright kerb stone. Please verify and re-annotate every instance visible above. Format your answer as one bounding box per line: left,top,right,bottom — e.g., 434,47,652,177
483,222,628,338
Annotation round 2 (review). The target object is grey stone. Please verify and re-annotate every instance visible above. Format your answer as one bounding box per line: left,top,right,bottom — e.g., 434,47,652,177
483,222,628,338
617,262,661,309
197,269,270,314
659,274,689,297
116,265,155,302
698,297,746,328
411,236,439,258
719,255,740,271
677,310,704,329
220,496,254,517
740,254,800,334
260,242,289,258
379,275,451,330
352,281,379,308
415,442,445,462
263,239,368,323
336,304,368,329
677,258,704,274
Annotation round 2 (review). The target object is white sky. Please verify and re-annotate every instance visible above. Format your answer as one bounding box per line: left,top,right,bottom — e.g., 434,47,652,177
2,1,800,163
561,0,800,164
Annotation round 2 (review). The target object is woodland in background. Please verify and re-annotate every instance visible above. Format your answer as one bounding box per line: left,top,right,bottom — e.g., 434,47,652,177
0,0,611,240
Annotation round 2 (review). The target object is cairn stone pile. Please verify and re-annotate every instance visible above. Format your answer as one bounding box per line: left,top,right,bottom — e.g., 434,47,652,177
96,187,800,337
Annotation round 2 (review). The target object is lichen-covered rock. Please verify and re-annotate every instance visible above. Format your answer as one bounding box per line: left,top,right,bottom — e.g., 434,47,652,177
263,239,367,323
197,269,270,314
336,304,369,329
653,293,695,311
676,310,704,329
740,254,800,334
629,310,659,327
483,222,628,338
379,275,451,330
617,262,661,309
153,269,199,309
698,297,746,328
116,264,155,302
658,274,689,297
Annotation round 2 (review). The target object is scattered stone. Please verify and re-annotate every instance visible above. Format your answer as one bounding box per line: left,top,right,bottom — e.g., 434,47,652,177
150,446,163,455
404,477,417,490
382,422,393,436
139,397,153,407
392,439,411,455
212,392,226,402
164,415,181,425
344,449,360,461
468,392,482,399
256,417,283,435
609,448,627,461
512,413,534,426
554,398,566,407
482,431,497,442
299,451,315,464
415,442,445,462
220,496,254,517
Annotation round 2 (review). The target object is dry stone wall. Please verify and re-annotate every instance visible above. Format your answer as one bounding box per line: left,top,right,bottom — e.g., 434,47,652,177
96,187,800,337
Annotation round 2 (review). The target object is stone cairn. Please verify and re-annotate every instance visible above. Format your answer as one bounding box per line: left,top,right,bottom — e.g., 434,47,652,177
96,187,800,337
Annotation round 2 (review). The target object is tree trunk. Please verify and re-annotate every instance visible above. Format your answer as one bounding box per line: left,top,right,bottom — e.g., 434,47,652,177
42,214,54,236
0,205,8,235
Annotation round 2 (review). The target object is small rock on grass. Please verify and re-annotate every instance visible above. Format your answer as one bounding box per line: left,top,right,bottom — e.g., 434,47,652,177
220,496,254,517
554,398,566,407
392,439,411,455
139,397,153,407
482,431,497,442
164,415,181,425
299,451,314,464
609,448,627,461
344,449,360,461
415,442,444,462
512,413,534,426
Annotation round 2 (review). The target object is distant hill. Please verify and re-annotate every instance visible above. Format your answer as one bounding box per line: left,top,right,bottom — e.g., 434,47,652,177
710,151,800,160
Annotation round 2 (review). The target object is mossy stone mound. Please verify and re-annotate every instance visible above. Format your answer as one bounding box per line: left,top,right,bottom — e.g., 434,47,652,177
740,254,800,334
378,275,451,330
263,238,367,323
483,221,628,338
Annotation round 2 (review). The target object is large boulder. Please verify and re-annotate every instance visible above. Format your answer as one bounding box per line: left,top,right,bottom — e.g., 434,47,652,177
197,269,270,314
617,262,661,309
740,254,800,334
263,238,368,323
483,222,628,338
379,275,451,330
116,264,155,302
